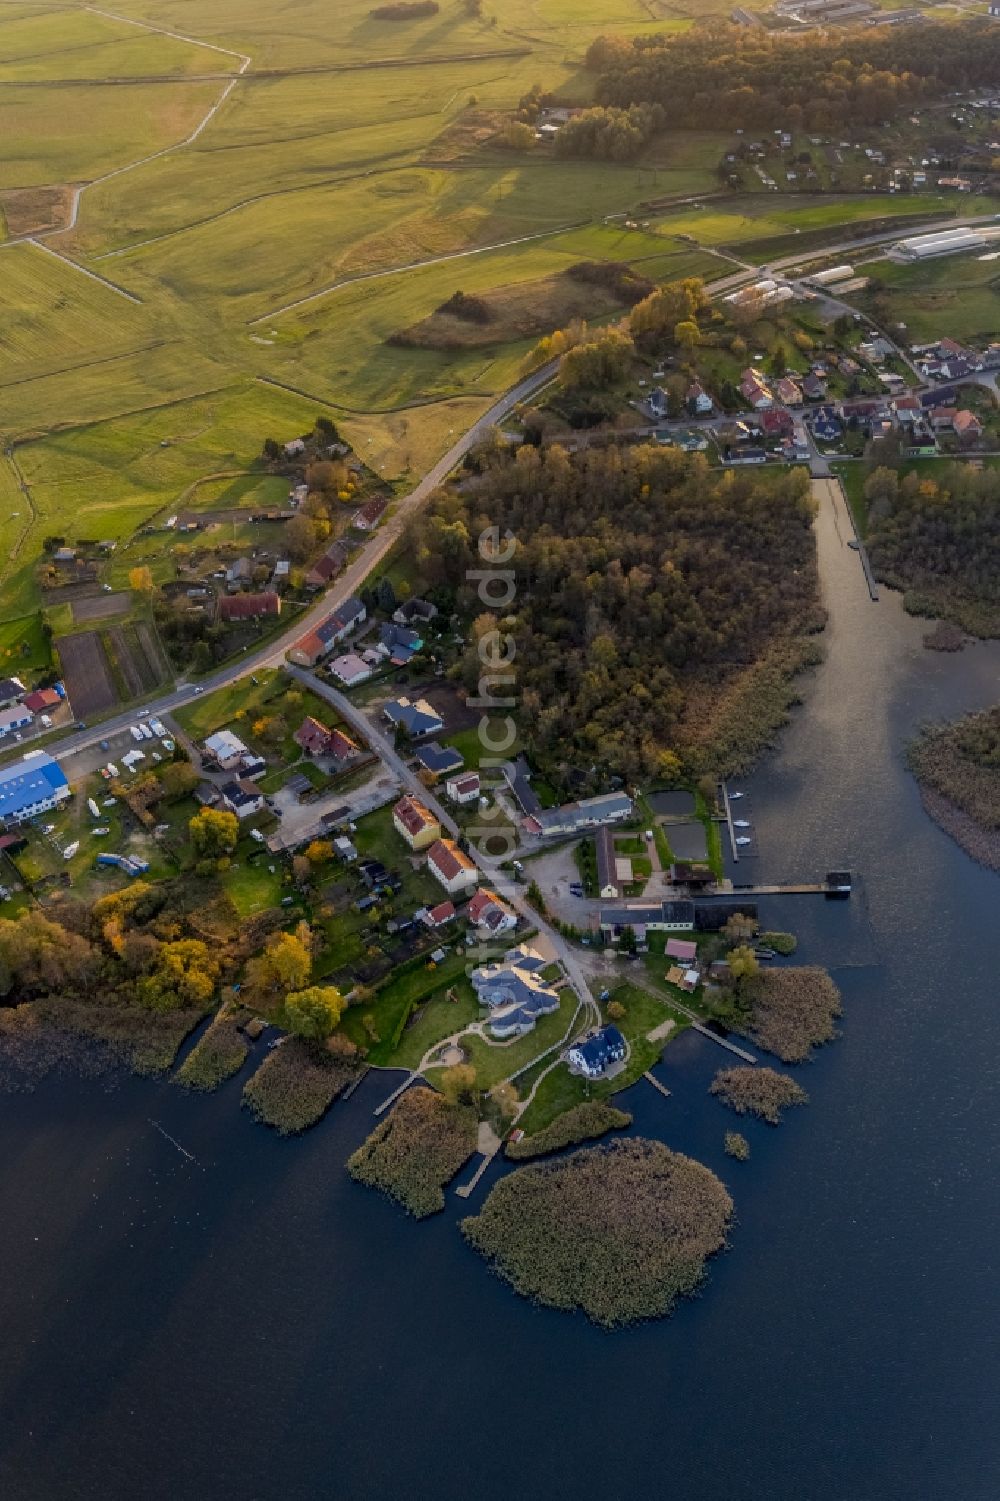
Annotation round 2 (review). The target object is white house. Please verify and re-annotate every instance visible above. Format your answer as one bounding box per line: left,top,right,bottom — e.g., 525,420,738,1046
328,652,372,688
204,730,249,771
445,771,480,805
566,1024,627,1079
0,702,33,738
220,778,265,819
466,887,518,937
426,837,477,894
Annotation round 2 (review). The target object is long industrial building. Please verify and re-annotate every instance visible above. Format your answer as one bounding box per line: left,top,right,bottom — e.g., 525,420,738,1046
892,227,992,261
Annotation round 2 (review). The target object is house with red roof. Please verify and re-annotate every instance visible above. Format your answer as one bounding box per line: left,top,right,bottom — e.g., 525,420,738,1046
427,837,477,894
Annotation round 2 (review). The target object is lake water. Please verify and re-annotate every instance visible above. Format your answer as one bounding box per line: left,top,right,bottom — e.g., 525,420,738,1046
2,481,1000,1499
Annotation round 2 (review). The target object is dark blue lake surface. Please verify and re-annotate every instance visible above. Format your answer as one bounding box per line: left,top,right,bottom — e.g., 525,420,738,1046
2,483,1000,1499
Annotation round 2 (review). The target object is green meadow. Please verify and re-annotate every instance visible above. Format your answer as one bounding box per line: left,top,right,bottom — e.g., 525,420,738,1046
0,0,975,627
858,251,1000,345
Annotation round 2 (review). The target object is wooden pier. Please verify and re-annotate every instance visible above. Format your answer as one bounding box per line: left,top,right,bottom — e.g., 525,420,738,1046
690,1022,757,1063
372,1070,418,1116
643,1071,672,1099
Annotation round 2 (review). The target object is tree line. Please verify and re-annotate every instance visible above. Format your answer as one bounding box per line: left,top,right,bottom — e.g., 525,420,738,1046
585,20,1000,132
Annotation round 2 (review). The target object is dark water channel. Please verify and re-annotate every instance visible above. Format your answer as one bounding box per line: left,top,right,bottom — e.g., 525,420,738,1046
2,482,1000,1499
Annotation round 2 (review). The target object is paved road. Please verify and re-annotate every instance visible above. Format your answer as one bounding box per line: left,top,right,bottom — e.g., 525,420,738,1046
49,359,560,772
295,667,599,1012
44,201,999,782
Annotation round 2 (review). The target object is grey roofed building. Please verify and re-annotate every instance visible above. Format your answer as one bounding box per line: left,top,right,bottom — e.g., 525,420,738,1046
595,823,622,899
472,944,560,1039
526,791,633,837
502,755,541,818
693,900,758,932
599,899,695,935
393,597,438,626
378,621,424,664
0,678,26,708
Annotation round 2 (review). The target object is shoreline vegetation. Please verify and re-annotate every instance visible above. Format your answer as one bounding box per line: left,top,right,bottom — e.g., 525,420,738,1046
724,966,842,1063
242,1038,360,1135
174,1001,249,1091
710,1066,808,1125
907,710,1000,871
462,1139,732,1329
505,1101,632,1160
347,1086,478,1218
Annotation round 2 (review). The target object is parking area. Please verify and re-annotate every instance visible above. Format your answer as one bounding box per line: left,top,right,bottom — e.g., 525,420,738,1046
268,769,401,851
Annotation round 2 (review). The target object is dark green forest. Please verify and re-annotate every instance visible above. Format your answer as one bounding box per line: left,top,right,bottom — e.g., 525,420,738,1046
410,443,822,782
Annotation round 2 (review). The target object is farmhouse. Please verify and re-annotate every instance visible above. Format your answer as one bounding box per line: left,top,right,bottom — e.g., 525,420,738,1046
0,752,70,825
328,652,372,688
203,730,249,771
0,703,33,739
383,697,444,739
217,591,280,622
466,887,517,936
566,1024,627,1080
392,794,441,851
288,596,366,667
304,541,349,591
426,837,477,894
353,496,388,531
445,770,480,805
22,687,61,714
524,791,633,838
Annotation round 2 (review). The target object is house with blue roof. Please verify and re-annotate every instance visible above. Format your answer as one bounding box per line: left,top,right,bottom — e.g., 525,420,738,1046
383,696,444,740
0,752,70,825
414,741,464,779
377,622,424,666
472,945,560,1039
566,1024,627,1080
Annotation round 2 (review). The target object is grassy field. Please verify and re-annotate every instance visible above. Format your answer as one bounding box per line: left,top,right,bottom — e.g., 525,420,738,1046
0,0,984,619
0,242,154,382
857,251,1000,345
652,194,979,249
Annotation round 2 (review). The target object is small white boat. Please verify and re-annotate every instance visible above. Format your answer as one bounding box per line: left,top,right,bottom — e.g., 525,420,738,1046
729,790,745,799
63,841,79,860
734,819,751,828
735,836,752,847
